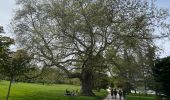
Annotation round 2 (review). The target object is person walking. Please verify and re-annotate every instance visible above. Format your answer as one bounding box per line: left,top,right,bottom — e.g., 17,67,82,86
110,88,114,99
123,89,126,99
113,89,117,99
118,89,123,100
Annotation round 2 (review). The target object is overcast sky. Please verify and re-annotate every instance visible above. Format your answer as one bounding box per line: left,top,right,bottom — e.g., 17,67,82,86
0,0,170,57
0,0,15,37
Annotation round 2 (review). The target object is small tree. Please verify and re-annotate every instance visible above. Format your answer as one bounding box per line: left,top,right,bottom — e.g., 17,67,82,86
0,26,34,100
0,49,32,100
153,57,170,100
0,26,14,78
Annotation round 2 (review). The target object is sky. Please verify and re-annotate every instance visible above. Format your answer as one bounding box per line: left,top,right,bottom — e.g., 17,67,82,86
0,0,15,37
0,0,170,57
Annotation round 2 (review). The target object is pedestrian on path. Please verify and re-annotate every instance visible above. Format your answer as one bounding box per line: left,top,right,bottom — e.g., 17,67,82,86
123,89,126,99
118,89,123,100
110,88,114,99
113,89,117,99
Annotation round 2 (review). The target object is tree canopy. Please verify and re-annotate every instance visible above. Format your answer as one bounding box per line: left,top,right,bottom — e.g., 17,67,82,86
12,0,170,96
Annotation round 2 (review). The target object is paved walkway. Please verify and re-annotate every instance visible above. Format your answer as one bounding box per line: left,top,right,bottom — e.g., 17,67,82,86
104,89,124,100
104,94,124,100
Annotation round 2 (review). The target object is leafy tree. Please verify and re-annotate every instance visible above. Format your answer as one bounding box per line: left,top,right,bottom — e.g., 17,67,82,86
0,26,13,61
153,57,170,100
0,26,14,78
0,50,32,100
12,0,169,96
0,26,32,100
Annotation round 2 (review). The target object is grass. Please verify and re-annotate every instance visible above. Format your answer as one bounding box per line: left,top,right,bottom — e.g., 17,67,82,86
126,93,166,100
126,95,155,100
0,80,107,100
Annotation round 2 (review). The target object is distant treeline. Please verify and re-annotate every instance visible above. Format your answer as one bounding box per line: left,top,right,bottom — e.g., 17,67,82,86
0,67,80,85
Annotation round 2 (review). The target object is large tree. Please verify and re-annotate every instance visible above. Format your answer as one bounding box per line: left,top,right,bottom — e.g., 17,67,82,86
12,0,169,96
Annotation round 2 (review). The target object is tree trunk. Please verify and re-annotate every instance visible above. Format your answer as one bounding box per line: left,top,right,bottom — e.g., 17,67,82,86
6,76,13,100
80,69,95,96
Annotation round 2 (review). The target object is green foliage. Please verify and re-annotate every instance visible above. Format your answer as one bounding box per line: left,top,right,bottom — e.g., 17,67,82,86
153,56,170,99
145,75,156,91
0,26,34,100
12,0,170,96
0,50,32,78
106,39,157,93
32,67,67,84
93,73,109,91
0,26,14,49
20,67,80,85
0,81,107,100
0,26,14,79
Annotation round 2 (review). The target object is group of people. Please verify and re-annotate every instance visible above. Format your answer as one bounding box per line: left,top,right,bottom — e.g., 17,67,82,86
64,89,79,96
110,88,126,100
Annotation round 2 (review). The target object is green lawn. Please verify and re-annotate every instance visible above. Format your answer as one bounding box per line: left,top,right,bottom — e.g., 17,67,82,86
126,93,166,100
126,95,155,100
0,80,107,100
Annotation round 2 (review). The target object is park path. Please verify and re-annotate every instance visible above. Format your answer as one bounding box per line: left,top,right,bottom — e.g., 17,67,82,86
104,89,124,100
104,94,124,100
